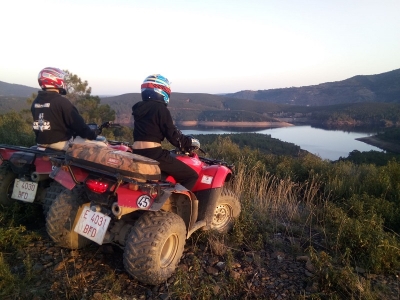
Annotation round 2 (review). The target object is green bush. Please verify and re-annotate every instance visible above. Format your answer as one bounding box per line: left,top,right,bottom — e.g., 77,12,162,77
0,111,35,146
323,202,400,273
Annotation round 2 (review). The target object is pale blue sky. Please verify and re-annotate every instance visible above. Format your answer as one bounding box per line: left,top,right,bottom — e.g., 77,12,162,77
1,0,399,95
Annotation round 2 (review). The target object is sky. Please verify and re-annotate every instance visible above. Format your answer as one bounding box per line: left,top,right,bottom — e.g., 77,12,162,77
1,0,400,96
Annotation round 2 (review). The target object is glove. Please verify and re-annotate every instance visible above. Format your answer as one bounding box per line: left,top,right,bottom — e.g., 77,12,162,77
191,138,200,149
95,128,102,136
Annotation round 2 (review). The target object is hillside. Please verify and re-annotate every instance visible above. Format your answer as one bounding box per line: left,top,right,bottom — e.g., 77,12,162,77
100,93,284,126
0,80,38,97
226,68,400,106
1,68,400,127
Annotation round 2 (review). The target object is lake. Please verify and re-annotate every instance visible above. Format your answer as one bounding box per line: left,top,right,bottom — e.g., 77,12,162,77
181,125,383,161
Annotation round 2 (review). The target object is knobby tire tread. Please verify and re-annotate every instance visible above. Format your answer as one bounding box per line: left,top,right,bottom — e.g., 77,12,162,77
42,182,65,216
46,186,91,249
123,211,186,285
0,164,17,206
211,187,241,233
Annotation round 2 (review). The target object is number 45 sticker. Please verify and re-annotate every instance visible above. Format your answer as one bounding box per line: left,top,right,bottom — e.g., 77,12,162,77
137,195,151,209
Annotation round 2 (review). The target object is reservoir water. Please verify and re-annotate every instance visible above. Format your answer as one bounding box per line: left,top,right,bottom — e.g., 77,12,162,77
181,125,383,161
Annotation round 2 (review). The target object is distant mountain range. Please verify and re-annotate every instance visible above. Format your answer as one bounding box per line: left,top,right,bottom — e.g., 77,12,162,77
2,68,399,106
0,81,38,97
1,68,399,126
224,68,400,106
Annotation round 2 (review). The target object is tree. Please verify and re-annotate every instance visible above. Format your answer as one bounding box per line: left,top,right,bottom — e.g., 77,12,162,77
62,70,115,124
75,95,115,124
0,111,35,146
63,70,92,104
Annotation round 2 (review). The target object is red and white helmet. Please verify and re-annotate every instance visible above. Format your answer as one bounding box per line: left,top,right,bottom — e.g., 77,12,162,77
38,67,67,95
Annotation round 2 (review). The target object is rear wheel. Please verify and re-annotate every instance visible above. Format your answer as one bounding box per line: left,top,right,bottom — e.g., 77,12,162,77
42,182,65,216
46,186,91,249
123,211,187,285
210,187,241,233
0,164,17,206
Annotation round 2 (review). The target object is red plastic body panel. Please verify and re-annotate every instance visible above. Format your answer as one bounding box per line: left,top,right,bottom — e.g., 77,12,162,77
0,148,17,162
193,165,231,191
53,166,89,190
116,184,154,209
171,153,232,191
34,156,54,173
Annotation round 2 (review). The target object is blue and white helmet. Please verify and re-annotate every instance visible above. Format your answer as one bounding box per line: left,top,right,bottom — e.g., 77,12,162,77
141,74,171,105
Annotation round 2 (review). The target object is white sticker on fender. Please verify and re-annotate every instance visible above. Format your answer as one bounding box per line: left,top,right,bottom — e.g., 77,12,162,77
201,175,213,184
137,195,151,209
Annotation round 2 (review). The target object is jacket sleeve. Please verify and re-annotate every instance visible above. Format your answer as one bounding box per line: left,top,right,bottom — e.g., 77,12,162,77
159,106,192,148
60,100,97,140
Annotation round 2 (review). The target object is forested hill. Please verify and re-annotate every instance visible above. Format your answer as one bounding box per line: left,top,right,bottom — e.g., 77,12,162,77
100,93,284,125
0,81,38,97
226,68,400,106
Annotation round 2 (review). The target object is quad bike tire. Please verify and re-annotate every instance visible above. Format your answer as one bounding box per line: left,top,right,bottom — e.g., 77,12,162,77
123,211,187,285
210,187,241,233
0,164,17,206
42,182,65,216
46,186,91,249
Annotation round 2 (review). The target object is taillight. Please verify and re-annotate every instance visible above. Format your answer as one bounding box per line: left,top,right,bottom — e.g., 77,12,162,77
86,179,109,193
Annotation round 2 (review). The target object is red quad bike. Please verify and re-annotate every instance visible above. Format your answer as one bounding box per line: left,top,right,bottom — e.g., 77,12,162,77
0,121,129,215
46,142,241,285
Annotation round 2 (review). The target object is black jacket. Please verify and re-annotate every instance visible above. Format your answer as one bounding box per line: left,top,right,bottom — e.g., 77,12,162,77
132,99,192,148
31,91,96,144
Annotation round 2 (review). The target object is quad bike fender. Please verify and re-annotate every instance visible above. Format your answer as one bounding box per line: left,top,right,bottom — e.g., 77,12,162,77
195,187,223,229
34,156,54,173
0,147,17,162
116,184,158,210
195,165,232,190
116,183,196,233
8,152,36,174
50,166,89,190
149,184,196,230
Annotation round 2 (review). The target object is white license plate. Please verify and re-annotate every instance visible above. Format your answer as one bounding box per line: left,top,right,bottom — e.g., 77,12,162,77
11,179,38,203
74,206,111,245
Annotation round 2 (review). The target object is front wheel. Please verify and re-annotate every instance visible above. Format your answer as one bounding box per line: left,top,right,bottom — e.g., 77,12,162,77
210,187,241,233
46,187,91,249
123,211,187,285
0,164,17,206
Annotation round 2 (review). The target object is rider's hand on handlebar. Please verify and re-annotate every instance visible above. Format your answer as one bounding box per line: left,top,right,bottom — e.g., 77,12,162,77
101,121,112,129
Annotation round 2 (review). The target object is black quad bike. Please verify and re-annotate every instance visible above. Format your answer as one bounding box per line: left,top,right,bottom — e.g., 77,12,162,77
0,121,128,215
47,141,241,285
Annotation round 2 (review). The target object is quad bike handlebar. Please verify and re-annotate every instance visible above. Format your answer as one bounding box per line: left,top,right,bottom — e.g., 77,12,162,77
87,121,132,148
87,121,122,135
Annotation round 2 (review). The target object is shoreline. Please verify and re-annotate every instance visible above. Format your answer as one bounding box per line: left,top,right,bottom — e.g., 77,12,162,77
176,121,294,127
356,136,400,153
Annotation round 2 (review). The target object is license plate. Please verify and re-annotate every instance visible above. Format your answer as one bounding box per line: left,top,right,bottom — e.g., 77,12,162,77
74,206,111,245
11,179,38,203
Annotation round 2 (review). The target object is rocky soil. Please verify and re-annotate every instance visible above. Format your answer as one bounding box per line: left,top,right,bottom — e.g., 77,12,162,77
5,226,400,300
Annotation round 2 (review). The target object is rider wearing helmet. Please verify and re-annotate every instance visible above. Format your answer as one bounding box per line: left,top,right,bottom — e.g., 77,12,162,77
132,74,200,190
31,67,99,151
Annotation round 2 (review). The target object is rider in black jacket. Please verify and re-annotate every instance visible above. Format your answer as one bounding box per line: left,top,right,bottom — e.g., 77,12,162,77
31,67,98,151
132,74,200,190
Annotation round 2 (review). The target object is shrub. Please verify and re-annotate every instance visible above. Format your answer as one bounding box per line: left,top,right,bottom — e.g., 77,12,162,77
323,202,400,273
